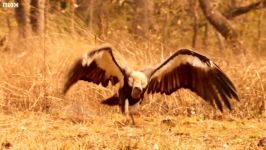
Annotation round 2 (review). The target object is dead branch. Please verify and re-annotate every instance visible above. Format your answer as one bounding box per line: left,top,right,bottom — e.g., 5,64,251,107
224,0,266,19
199,0,245,54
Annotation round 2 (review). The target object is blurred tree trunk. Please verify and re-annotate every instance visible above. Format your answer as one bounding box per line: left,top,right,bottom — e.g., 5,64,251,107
131,0,144,38
131,0,151,39
256,4,263,52
30,0,45,35
89,0,94,32
97,12,109,39
70,0,77,33
199,0,244,54
74,0,94,31
162,0,171,45
6,13,13,36
15,0,28,38
75,0,107,37
202,23,208,49
189,0,199,48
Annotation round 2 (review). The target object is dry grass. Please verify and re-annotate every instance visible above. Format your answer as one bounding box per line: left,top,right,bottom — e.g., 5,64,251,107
0,26,266,149
0,111,266,149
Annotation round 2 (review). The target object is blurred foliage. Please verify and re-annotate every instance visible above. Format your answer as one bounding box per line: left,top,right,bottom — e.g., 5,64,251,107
0,0,265,53
44,0,265,53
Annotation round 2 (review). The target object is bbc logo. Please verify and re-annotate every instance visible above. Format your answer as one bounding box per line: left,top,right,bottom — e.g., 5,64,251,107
2,2,19,8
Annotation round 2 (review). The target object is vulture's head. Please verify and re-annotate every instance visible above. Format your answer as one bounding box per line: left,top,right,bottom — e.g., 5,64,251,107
128,71,148,99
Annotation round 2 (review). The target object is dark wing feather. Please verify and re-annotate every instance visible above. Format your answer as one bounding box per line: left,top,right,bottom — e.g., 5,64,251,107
101,94,120,105
64,44,125,94
146,49,239,111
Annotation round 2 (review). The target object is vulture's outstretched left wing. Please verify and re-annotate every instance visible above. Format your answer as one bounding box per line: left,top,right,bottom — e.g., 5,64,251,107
64,44,125,94
146,49,239,111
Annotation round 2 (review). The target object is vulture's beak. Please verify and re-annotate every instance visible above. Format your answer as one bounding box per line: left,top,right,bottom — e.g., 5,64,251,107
131,87,142,99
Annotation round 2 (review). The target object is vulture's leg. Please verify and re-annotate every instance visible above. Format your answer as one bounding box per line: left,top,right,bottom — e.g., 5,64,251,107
125,99,136,125
130,114,135,125
101,93,119,105
124,99,130,122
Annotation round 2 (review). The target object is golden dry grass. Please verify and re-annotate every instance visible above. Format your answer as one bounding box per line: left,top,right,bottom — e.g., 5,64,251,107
0,111,266,150
0,27,266,149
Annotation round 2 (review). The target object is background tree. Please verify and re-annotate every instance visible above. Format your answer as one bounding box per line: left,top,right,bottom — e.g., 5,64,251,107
199,0,266,54
130,0,152,39
223,0,266,19
15,0,28,38
30,0,46,35
188,0,199,48
199,0,243,54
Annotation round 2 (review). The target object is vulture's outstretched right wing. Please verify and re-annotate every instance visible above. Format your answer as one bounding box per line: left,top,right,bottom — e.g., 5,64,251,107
146,49,239,111
64,44,125,94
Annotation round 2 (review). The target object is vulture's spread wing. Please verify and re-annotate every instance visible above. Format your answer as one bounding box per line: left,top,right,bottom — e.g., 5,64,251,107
64,44,125,93
146,49,239,111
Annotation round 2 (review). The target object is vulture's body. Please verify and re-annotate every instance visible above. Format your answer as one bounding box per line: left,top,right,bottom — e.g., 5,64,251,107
64,44,239,124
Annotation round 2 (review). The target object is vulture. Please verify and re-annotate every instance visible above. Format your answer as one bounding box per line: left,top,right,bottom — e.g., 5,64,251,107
64,44,239,124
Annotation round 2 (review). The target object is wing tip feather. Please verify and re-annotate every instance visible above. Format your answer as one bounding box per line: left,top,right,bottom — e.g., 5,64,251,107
63,59,84,94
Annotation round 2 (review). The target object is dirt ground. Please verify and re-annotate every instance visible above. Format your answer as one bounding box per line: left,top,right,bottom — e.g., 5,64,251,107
0,111,265,150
